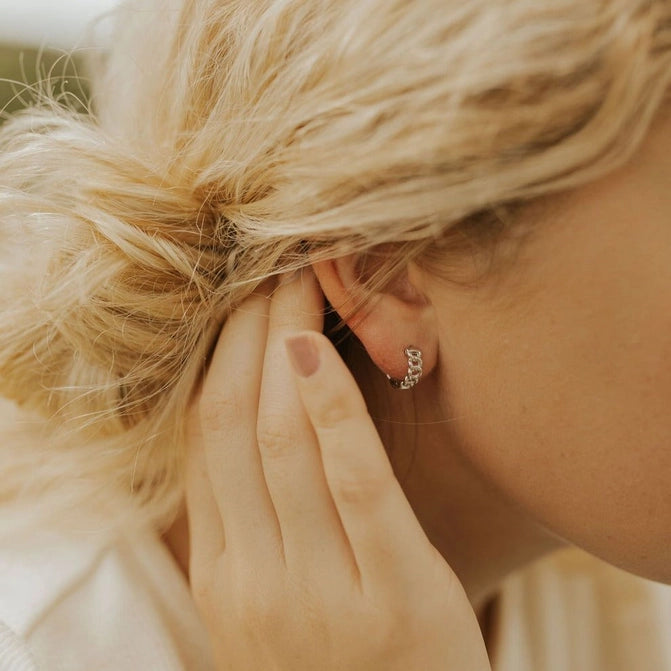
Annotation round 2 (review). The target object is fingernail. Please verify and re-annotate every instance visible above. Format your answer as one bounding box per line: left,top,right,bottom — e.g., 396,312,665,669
285,334,320,378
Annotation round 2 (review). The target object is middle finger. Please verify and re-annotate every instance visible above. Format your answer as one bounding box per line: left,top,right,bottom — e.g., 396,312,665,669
257,269,355,577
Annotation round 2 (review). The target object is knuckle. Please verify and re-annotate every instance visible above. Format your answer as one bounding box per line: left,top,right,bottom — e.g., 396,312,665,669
255,416,295,458
330,469,391,506
198,390,240,431
313,394,356,430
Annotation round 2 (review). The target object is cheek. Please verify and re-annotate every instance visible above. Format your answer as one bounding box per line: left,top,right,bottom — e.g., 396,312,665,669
433,108,671,583
441,294,671,585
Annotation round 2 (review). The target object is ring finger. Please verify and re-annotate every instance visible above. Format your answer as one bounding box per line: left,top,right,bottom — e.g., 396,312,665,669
198,284,283,561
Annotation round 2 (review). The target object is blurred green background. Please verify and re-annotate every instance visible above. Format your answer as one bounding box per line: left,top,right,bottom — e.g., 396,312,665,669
0,45,89,121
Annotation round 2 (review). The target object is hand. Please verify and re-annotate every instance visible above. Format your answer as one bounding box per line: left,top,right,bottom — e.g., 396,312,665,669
185,269,492,671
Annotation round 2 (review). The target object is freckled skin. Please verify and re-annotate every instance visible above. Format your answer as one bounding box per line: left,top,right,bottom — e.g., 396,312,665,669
406,108,671,596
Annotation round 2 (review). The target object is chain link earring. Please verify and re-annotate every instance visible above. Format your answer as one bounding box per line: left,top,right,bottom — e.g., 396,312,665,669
386,347,423,390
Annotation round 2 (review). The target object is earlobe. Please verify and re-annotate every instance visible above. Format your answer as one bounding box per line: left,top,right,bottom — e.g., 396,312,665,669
311,256,438,386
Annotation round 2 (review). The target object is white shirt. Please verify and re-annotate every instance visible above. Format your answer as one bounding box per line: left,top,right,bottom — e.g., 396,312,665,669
491,547,671,670
0,526,214,670
1,525,670,670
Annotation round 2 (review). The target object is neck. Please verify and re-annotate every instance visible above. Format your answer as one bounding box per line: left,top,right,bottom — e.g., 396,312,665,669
349,342,566,611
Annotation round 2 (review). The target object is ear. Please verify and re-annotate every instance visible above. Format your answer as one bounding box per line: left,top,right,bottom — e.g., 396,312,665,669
311,256,438,384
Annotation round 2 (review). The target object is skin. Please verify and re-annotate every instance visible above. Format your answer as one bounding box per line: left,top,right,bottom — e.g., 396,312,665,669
175,107,671,664
185,278,492,669
392,105,671,594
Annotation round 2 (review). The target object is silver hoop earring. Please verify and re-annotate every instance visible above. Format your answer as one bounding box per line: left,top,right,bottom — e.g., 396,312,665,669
386,347,423,390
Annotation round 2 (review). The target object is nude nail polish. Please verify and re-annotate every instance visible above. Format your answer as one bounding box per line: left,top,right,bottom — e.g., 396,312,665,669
285,334,320,377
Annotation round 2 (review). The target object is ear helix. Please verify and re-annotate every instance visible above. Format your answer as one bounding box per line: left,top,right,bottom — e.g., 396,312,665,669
386,347,423,390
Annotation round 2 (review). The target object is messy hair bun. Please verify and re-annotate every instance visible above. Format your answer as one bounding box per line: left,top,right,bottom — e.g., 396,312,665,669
1,0,670,531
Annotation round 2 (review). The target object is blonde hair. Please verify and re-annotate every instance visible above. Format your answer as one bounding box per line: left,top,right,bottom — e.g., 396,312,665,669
1,0,670,533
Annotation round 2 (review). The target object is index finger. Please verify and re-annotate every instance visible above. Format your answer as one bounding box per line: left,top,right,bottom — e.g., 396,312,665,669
285,331,434,594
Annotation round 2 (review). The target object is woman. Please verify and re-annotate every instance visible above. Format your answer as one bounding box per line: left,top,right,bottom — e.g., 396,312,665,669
1,0,671,668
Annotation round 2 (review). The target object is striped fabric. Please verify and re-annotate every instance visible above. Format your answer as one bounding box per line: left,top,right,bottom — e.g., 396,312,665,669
490,547,671,671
